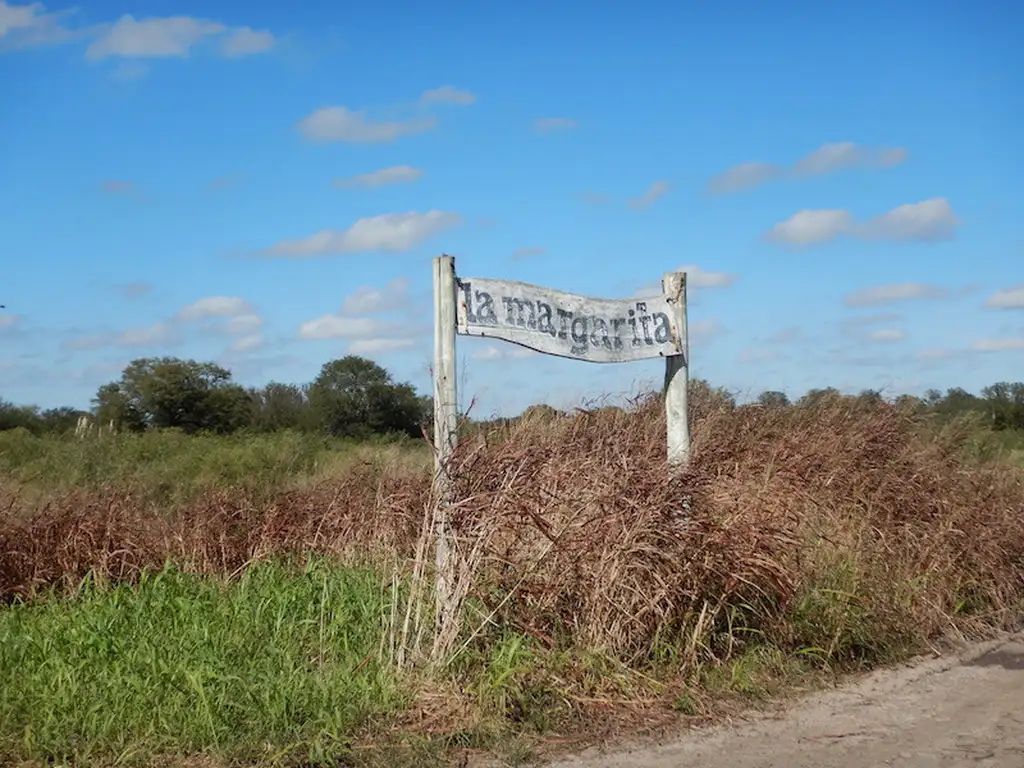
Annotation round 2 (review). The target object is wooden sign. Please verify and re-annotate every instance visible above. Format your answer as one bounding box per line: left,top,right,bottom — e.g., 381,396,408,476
454,277,684,363
429,254,691,651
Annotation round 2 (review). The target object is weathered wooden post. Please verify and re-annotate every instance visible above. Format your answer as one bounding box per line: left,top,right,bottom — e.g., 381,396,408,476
432,255,459,638
663,271,690,475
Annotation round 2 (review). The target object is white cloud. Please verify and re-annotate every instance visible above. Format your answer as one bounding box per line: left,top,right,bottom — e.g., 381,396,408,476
972,337,1024,352
634,264,738,297
793,142,907,177
117,321,176,346
708,142,907,194
843,311,902,327
471,344,537,361
264,210,461,257
341,278,410,315
86,15,225,59
420,85,476,105
511,246,545,260
231,333,264,352
859,198,959,242
679,264,738,289
629,180,671,210
220,26,274,57
868,328,906,342
349,338,415,355
0,313,22,330
299,315,381,340
334,165,423,188
0,0,78,48
766,209,854,246
985,284,1024,309
534,117,578,133
917,348,951,361
297,106,436,143
0,1,41,37
67,321,177,349
844,282,947,307
177,296,253,322
767,198,960,247
224,312,262,335
707,162,782,194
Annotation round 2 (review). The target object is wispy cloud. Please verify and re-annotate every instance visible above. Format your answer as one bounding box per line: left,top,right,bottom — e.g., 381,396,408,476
299,315,384,340
972,337,1024,352
85,14,275,59
985,284,1024,309
708,141,908,194
341,278,410,315
262,211,461,257
628,180,671,210
334,165,423,188
220,26,274,57
511,246,545,260
844,282,948,307
766,198,960,247
868,328,907,342
297,107,436,144
118,281,152,299
419,85,476,105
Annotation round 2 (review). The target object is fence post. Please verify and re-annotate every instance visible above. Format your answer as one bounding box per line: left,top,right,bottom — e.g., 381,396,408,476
663,271,690,476
432,254,459,639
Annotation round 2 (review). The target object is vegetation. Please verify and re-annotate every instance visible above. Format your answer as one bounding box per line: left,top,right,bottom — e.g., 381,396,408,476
1,354,430,440
1,362,1023,766
0,560,404,766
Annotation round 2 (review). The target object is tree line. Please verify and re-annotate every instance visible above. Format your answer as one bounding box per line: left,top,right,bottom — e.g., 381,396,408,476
0,356,431,439
1,355,1023,437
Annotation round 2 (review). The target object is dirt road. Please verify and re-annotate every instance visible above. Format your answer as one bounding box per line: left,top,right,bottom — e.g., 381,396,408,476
549,633,1024,768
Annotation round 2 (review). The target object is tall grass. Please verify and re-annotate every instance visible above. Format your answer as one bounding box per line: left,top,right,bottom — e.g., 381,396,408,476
0,427,430,506
0,559,405,767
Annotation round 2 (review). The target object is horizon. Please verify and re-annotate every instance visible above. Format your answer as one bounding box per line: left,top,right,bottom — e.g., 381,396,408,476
1,0,1021,418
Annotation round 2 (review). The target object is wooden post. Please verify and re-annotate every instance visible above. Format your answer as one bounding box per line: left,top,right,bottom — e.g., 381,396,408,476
432,255,458,631
663,271,690,474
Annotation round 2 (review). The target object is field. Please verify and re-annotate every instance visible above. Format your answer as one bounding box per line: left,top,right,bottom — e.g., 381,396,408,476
1,390,1023,766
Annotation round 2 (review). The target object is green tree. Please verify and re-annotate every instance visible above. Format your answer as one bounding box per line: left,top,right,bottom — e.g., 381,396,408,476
798,387,842,408
757,390,790,408
93,382,146,432
307,356,427,439
39,406,88,434
93,357,252,434
981,382,1024,430
0,399,42,432
249,382,316,432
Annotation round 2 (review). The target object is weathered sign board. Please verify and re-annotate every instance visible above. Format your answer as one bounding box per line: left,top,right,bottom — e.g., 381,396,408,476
454,276,684,363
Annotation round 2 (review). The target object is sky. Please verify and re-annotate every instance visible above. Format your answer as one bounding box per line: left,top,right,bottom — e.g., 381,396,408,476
1,0,1022,418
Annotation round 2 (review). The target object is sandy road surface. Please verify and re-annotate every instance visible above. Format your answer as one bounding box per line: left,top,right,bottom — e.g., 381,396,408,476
548,633,1024,768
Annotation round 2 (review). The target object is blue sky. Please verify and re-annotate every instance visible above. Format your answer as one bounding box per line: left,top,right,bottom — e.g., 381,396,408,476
1,0,1022,417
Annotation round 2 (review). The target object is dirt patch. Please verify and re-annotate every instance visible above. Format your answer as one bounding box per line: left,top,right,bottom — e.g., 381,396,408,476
546,633,1024,767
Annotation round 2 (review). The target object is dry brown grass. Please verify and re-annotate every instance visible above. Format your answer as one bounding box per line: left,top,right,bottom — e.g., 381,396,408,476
2,389,1022,674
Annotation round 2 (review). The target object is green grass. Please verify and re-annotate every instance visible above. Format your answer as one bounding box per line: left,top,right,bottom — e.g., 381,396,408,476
0,428,430,504
0,559,407,767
